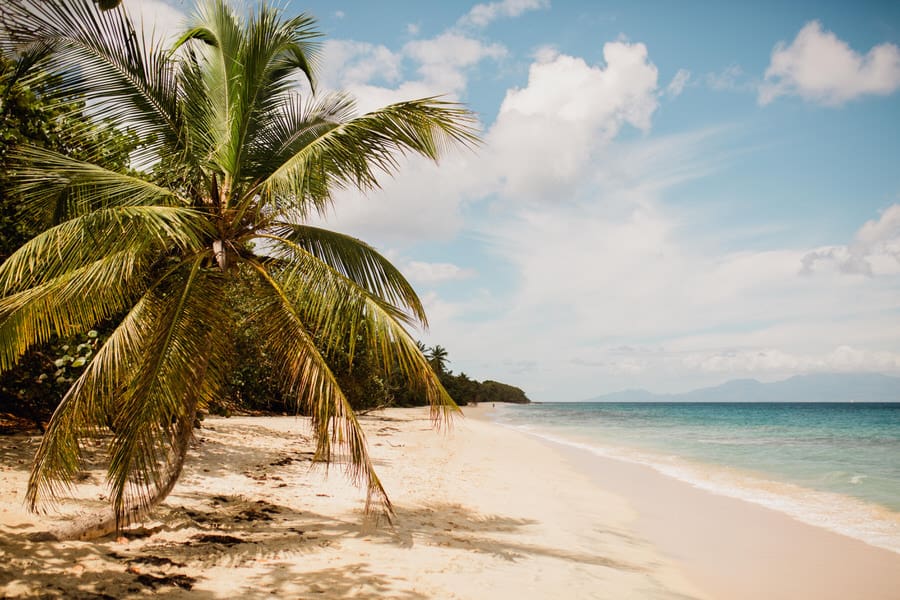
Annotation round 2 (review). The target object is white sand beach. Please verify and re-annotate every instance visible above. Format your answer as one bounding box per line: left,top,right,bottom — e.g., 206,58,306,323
1,405,898,599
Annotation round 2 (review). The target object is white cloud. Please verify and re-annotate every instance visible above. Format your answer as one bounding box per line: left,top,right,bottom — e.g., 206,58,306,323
679,346,900,375
706,64,750,92
800,204,900,277
317,39,661,241
857,203,900,245
759,21,900,106
308,28,506,242
499,44,658,130
458,0,550,28
405,32,507,93
318,40,404,89
487,42,659,202
316,31,505,116
403,261,475,283
123,0,186,46
421,137,900,398
312,16,664,245
301,19,900,399
665,68,691,97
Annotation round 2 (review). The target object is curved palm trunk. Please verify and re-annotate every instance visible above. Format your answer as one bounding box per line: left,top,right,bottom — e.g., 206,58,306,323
43,325,215,542
43,408,197,541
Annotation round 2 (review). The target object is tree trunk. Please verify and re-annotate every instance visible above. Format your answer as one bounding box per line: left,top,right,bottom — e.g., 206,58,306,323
39,408,197,541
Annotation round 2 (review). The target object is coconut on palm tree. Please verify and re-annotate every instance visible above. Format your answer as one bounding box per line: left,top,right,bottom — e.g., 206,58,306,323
0,0,477,539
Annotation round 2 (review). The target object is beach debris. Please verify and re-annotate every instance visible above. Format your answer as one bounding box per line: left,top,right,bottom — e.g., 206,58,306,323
129,555,186,568
235,508,273,522
244,470,268,482
135,573,195,590
190,533,246,546
230,499,281,522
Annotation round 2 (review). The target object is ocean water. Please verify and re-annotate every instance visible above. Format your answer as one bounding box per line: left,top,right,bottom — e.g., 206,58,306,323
490,402,900,554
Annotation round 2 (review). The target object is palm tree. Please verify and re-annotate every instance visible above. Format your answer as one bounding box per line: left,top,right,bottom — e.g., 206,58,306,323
0,0,476,539
427,345,450,374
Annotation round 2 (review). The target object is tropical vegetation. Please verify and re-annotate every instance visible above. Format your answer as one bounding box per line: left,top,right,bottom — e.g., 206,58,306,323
0,0,477,538
0,51,138,431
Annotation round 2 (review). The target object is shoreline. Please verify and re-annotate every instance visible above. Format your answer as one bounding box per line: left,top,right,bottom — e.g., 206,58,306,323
473,404,900,599
1,406,898,598
0,407,706,599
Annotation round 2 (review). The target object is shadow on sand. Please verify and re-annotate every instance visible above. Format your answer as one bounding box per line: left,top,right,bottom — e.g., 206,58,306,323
1,416,657,599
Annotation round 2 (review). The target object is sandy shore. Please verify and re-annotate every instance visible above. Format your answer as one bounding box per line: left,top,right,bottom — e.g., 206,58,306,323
1,405,898,598
553,436,900,600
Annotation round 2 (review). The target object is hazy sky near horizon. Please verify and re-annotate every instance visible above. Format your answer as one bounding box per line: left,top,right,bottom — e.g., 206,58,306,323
131,0,900,400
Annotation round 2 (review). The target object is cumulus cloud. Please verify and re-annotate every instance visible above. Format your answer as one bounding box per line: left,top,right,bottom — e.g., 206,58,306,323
800,204,900,276
313,29,661,243
759,21,900,106
487,42,659,202
857,203,900,244
316,31,505,115
499,44,658,131
405,32,507,92
458,0,550,28
307,28,506,242
318,40,404,89
299,15,900,398
312,15,660,240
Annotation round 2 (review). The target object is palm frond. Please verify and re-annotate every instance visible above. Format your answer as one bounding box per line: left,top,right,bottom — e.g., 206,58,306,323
263,223,427,324
0,250,149,372
174,1,320,188
262,236,458,426
27,292,154,509
254,95,479,216
247,259,391,515
8,145,189,225
0,205,211,295
0,0,186,164
27,256,230,522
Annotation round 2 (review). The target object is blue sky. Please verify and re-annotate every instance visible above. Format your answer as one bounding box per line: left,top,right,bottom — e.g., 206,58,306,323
138,0,900,400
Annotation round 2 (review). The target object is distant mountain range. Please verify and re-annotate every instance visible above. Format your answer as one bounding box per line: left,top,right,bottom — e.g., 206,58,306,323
586,373,900,403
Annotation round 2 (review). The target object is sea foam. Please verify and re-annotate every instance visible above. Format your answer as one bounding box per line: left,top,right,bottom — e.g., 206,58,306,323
496,418,900,555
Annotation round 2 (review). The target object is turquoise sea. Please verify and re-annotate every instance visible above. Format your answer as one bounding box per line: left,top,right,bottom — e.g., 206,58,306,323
491,402,900,554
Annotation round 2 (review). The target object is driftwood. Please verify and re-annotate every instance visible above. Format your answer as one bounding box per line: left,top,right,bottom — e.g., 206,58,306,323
356,403,394,416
